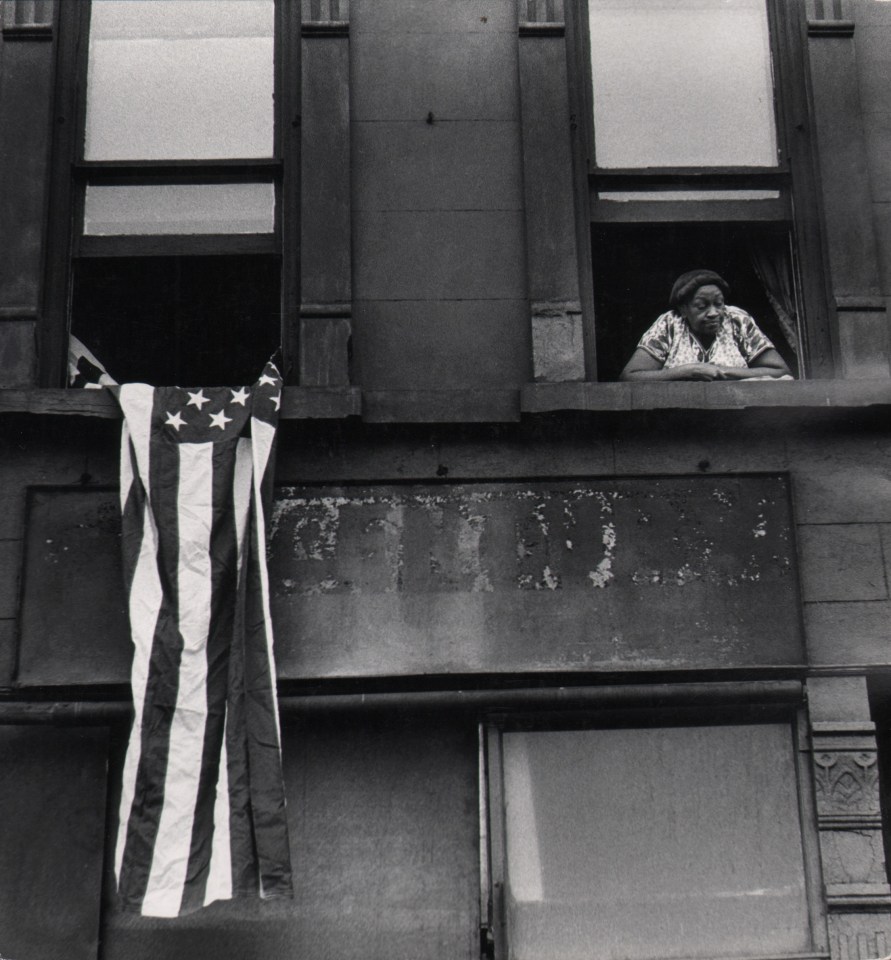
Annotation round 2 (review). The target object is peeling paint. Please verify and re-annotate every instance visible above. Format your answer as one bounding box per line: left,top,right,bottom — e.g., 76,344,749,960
300,577,340,596
632,569,662,585
269,480,795,606
587,521,617,588
673,563,699,587
588,557,613,588
532,502,549,538
711,490,734,508
457,511,493,592
372,504,406,592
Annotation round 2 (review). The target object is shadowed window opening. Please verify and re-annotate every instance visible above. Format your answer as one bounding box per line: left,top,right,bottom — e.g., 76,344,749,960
70,256,281,386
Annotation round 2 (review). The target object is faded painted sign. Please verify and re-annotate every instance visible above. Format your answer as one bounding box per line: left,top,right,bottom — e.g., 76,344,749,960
17,477,803,686
269,476,803,676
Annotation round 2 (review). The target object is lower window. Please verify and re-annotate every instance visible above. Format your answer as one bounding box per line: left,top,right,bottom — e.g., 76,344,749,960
486,719,819,960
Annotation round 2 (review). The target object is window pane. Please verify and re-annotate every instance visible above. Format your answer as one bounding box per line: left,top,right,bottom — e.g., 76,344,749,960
83,183,275,235
85,0,274,160
502,725,810,960
589,0,778,168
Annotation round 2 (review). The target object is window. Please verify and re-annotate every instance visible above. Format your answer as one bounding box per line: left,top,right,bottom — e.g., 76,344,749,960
483,711,825,960
570,0,832,380
42,0,300,386
588,0,778,170
593,222,800,381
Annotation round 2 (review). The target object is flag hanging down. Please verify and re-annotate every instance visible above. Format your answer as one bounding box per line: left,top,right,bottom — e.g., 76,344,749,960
112,362,292,917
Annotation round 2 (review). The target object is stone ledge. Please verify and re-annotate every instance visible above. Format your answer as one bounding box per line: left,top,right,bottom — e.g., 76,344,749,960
0,387,362,420
5,380,891,422
362,389,521,423
824,884,891,911
522,379,891,413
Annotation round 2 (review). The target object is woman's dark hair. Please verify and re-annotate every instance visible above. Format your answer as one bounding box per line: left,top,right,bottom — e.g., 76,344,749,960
669,269,729,309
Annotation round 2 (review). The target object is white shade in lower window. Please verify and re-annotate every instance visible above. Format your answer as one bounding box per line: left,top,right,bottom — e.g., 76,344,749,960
502,724,811,960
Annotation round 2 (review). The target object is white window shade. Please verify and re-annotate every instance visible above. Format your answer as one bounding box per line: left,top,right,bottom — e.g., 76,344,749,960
502,724,811,960
83,183,275,235
589,0,779,168
85,0,274,161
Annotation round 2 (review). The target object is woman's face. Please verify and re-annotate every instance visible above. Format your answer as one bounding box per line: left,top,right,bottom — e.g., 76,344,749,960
680,284,726,338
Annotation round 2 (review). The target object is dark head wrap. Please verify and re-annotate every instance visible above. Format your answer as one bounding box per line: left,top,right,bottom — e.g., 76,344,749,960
669,269,729,309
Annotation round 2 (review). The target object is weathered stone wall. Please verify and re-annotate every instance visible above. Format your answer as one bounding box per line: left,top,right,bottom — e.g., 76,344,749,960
348,0,530,390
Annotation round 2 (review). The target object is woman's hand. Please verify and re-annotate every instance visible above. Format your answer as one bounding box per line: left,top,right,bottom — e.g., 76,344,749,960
676,363,725,381
620,350,729,381
620,348,792,382
716,350,792,379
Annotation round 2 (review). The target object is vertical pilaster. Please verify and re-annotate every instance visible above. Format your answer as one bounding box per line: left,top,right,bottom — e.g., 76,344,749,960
0,0,53,387
805,0,889,379
517,0,585,383
807,677,891,960
300,0,351,386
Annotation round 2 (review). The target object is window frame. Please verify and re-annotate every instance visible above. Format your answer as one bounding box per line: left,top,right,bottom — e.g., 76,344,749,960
40,0,301,386
564,0,837,380
480,697,828,960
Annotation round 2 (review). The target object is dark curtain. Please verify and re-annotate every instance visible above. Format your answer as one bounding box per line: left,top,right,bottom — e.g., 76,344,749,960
749,238,800,356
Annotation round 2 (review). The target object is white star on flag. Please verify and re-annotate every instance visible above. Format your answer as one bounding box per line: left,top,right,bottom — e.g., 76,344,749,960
230,387,250,406
187,389,210,410
165,410,186,431
258,373,277,387
270,393,281,411
209,409,233,430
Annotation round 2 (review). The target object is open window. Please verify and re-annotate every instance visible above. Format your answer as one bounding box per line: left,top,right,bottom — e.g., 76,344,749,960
569,0,833,380
43,0,299,386
593,222,801,381
71,255,281,386
482,706,827,960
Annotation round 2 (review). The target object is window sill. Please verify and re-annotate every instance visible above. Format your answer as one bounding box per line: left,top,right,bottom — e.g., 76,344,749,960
3,381,891,423
522,379,891,413
0,387,362,420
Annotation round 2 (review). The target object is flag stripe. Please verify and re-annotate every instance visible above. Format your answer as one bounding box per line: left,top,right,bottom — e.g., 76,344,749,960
180,441,241,913
118,387,185,912
203,438,253,905
203,733,232,906
142,440,215,917
244,527,292,898
250,417,282,751
119,420,135,517
115,386,164,891
225,521,260,897
114,421,152,883
246,416,291,897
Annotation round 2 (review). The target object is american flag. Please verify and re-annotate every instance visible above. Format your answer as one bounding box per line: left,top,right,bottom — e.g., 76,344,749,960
112,362,292,916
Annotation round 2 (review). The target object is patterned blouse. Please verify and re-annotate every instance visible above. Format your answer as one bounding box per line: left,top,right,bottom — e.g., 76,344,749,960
636,307,775,369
